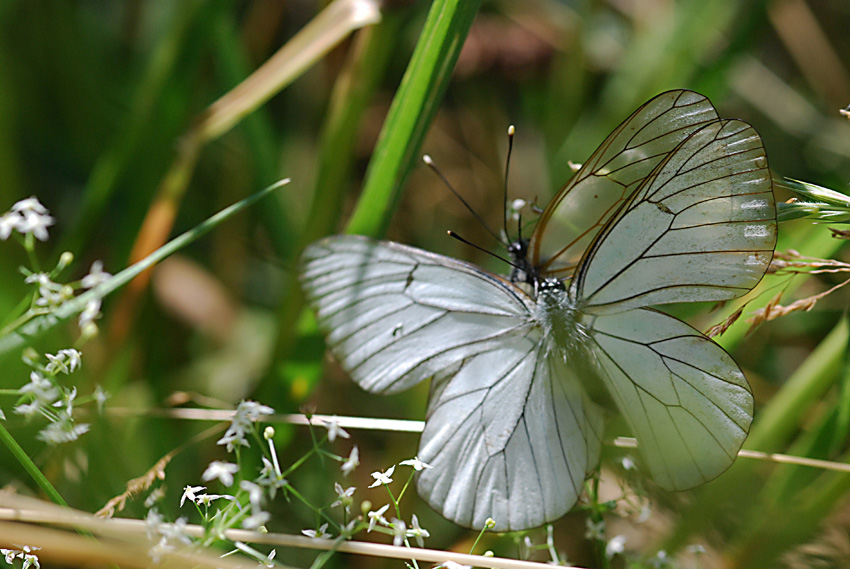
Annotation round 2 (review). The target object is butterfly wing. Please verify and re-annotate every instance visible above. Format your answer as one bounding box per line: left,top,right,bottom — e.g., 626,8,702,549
300,236,533,394
300,236,604,530
587,308,752,490
528,90,720,279
417,342,603,531
574,119,776,313
569,116,773,490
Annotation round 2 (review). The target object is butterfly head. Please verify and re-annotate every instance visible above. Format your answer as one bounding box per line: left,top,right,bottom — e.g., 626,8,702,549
507,237,537,286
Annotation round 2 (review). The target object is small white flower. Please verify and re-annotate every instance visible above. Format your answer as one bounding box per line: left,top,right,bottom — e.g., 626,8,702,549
12,197,49,215
407,514,430,547
367,504,389,532
0,211,20,239
217,401,274,453
195,493,233,506
144,487,166,509
341,445,359,476
369,465,395,488
302,523,331,539
650,550,670,569
93,385,109,412
242,510,271,530
686,544,706,555
79,297,102,330
399,456,431,471
17,208,54,241
81,260,112,289
621,456,636,470
584,518,605,541
180,485,205,507
45,349,82,374
391,518,407,547
322,415,350,442
202,461,239,487
331,482,355,512
436,562,472,569
606,535,627,559
240,480,264,510
36,418,90,445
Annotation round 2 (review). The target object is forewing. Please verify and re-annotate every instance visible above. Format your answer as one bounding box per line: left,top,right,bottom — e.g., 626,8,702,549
299,236,534,394
575,119,776,313
417,340,604,531
588,308,753,490
529,90,719,278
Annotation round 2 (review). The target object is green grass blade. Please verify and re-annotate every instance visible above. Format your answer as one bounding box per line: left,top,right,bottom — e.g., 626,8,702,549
344,0,484,237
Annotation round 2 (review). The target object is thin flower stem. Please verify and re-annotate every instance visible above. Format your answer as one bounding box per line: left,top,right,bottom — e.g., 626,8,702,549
383,484,401,520
396,470,414,503
280,444,322,479
469,525,489,556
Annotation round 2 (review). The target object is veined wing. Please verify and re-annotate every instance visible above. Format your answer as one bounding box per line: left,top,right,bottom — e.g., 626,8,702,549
299,236,535,394
574,119,776,313
528,90,719,279
417,340,604,531
587,308,753,490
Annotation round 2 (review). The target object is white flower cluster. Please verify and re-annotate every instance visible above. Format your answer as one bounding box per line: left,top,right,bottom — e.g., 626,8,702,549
12,348,105,445
0,197,54,241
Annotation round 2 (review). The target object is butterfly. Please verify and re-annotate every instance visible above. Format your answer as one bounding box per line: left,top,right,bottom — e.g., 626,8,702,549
299,90,776,531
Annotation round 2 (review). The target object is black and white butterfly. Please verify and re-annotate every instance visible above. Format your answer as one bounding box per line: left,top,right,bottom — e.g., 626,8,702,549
299,90,776,531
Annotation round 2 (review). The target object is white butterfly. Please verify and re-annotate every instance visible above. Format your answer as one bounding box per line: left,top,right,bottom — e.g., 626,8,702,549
300,90,776,531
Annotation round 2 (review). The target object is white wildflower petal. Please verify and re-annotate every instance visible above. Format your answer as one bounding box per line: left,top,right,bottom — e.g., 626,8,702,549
36,419,90,445
407,514,430,547
59,349,82,372
17,209,54,241
81,260,112,289
392,519,406,547
217,401,274,453
240,480,264,510
12,197,49,214
584,518,605,541
621,456,636,471
144,487,166,509
367,504,390,532
322,415,350,442
94,385,109,412
369,465,395,488
341,445,359,476
242,511,270,530
202,461,239,487
437,562,472,569
302,523,331,539
399,456,431,471
0,211,21,240
606,535,627,559
180,485,205,507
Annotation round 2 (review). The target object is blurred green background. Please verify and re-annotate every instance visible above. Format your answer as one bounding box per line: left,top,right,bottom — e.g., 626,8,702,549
1,0,849,567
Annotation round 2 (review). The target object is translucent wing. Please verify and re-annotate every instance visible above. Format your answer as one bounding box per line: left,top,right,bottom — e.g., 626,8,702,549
300,236,533,394
587,308,753,490
575,119,776,313
417,342,603,531
528,90,720,278
300,236,604,530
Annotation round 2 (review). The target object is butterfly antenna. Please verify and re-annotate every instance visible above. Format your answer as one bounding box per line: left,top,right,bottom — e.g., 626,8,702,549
447,231,522,271
422,155,504,246
503,125,515,243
